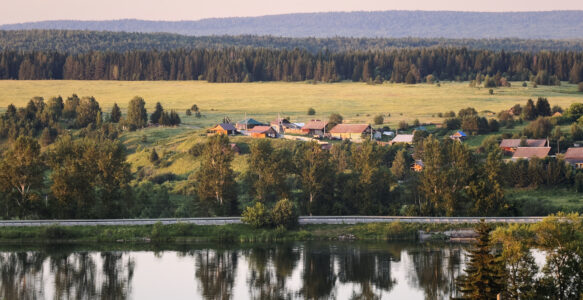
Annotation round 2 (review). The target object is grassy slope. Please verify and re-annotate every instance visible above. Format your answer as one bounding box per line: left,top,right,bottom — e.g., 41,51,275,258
1,80,582,128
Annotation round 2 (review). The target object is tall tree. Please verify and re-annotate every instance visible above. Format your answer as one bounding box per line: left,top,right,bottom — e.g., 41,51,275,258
150,102,164,124
295,142,335,215
126,96,148,129
195,134,238,216
457,221,505,300
110,103,121,123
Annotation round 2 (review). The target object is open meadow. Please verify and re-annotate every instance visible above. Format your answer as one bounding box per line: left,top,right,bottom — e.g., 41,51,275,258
1,80,582,127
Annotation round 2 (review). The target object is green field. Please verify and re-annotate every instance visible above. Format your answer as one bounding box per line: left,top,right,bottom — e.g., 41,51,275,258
1,80,582,127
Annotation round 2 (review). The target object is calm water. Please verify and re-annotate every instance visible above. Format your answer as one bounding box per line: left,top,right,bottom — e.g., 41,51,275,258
0,242,469,300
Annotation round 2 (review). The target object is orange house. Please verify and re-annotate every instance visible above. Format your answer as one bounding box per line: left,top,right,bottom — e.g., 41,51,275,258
248,126,278,138
208,123,237,135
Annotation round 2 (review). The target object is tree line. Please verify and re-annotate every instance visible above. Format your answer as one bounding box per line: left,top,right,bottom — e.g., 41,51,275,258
4,30,583,53
2,48,583,83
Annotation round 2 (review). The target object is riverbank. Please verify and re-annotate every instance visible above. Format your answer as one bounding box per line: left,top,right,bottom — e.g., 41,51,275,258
0,221,488,244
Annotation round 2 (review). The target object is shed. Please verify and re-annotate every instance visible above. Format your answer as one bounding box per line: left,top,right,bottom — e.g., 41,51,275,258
390,134,414,145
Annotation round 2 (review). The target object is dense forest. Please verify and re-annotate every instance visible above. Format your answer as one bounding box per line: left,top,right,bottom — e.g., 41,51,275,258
2,11,583,39
3,30,583,53
2,48,583,83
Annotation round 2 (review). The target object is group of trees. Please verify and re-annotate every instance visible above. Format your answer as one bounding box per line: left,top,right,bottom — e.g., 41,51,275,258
4,30,583,53
458,214,583,300
150,102,181,126
441,107,500,135
2,48,583,84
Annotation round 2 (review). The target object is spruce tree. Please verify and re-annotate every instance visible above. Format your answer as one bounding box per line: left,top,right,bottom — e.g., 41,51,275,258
457,221,505,300
150,102,164,124
110,103,121,123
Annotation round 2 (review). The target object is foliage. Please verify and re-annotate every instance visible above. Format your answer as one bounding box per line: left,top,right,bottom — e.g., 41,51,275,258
126,96,148,129
373,114,384,125
307,107,316,115
271,199,298,229
241,202,271,228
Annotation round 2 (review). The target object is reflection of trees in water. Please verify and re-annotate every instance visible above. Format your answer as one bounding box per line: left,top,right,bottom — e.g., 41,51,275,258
336,245,396,300
0,251,134,300
300,244,337,299
243,244,299,300
0,252,47,300
407,245,465,300
194,249,238,300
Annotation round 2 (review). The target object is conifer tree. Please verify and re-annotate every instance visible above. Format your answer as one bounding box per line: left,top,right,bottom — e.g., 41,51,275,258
110,103,121,123
457,221,505,300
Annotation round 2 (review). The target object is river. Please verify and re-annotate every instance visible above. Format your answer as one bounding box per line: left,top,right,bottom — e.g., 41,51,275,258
0,242,470,299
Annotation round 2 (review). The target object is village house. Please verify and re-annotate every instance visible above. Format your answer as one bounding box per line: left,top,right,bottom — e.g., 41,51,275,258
564,147,583,168
499,139,547,153
208,123,238,135
329,124,372,142
511,147,551,161
450,130,467,142
302,120,328,137
390,134,414,145
247,125,278,138
236,118,265,131
411,160,424,172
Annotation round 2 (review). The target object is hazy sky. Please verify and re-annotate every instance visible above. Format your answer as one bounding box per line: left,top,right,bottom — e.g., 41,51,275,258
2,0,583,24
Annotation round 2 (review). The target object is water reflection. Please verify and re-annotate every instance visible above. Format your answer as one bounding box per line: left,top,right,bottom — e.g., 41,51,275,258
0,242,467,299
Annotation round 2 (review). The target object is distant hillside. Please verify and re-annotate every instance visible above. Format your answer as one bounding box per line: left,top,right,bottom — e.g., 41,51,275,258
2,11,583,39
2,30,583,53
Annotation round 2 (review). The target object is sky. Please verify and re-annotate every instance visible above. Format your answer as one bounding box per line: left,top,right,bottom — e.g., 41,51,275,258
1,0,583,25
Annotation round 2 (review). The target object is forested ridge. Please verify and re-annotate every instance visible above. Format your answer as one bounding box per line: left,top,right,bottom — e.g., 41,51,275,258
3,30,583,53
2,11,583,39
2,47,583,83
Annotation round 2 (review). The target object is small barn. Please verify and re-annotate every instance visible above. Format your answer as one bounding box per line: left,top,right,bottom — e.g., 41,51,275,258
208,123,237,135
564,147,583,168
329,124,372,142
302,120,328,137
511,147,551,161
248,126,278,138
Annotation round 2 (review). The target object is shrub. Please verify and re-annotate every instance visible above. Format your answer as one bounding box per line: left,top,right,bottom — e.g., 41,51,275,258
148,172,177,184
307,107,316,115
489,89,494,95
241,202,271,228
43,225,74,239
150,222,165,240
398,121,409,131
271,199,298,229
373,114,384,125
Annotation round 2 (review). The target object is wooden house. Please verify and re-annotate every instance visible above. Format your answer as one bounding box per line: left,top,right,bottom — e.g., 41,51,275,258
450,131,467,142
511,147,551,161
301,120,328,137
411,160,425,172
248,126,278,138
564,147,583,168
236,118,265,131
499,139,547,153
208,123,237,135
329,124,372,142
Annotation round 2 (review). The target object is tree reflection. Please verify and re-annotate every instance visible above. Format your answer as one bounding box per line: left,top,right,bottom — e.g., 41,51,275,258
244,244,299,299
0,252,46,300
407,245,465,300
194,249,238,300
337,245,396,299
300,243,337,299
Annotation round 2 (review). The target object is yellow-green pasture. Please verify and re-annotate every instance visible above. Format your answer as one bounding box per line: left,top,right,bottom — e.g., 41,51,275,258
1,80,582,127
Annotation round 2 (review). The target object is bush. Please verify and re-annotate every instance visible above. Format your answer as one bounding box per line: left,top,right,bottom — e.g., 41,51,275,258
43,225,74,239
148,172,177,184
271,199,298,229
307,107,316,115
373,114,384,125
398,121,409,131
241,202,271,228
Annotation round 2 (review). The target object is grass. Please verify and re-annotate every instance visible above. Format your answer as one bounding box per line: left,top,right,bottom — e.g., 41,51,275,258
1,80,582,128
506,187,583,213
0,222,488,244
